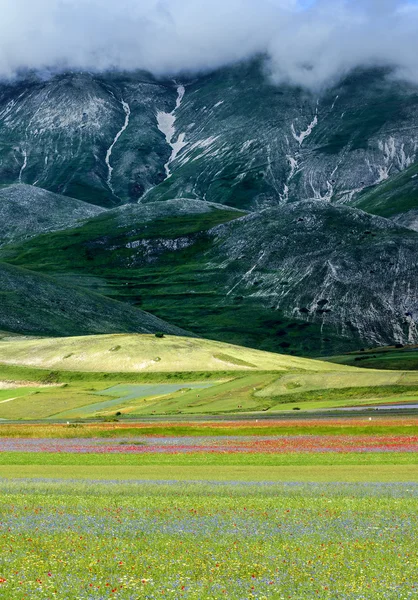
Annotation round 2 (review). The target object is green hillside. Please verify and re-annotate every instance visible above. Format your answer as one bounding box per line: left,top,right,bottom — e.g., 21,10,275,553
352,162,418,225
0,333,345,373
328,345,418,371
0,262,189,337
3,198,418,357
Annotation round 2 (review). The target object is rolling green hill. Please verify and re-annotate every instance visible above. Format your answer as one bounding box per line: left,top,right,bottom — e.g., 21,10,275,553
2,333,418,419
0,262,189,337
0,333,346,373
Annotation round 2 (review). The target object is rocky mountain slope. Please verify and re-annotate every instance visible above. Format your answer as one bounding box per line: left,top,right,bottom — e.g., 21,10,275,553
0,72,175,207
0,61,417,354
145,64,418,212
3,198,418,355
1,63,417,213
0,184,104,246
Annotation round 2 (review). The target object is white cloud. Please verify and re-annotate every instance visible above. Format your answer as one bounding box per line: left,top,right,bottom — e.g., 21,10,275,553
0,0,417,88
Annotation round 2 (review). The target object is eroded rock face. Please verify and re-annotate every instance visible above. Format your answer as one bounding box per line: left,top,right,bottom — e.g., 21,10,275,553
142,63,418,214
206,201,418,348
0,72,176,207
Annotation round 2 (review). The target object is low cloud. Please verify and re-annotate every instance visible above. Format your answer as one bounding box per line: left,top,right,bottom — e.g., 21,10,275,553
0,0,417,88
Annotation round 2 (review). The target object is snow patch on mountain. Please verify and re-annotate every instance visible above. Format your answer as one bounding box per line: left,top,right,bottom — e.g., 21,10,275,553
157,84,187,179
105,99,131,195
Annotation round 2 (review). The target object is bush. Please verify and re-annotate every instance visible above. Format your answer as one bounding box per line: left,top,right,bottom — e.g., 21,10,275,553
155,332,165,338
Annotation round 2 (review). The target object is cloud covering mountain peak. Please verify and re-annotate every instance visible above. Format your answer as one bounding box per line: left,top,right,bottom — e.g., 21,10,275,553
0,0,417,88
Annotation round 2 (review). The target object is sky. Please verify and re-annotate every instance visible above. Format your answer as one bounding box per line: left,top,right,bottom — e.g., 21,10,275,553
0,0,417,88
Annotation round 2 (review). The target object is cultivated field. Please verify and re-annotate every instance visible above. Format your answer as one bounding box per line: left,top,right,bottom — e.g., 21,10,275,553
0,416,417,598
2,335,418,419
0,479,416,599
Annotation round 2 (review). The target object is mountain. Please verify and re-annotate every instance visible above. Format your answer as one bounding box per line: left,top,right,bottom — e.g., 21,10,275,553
0,72,174,207
0,184,104,246
0,262,189,337
144,64,418,212
3,198,418,355
0,61,417,355
1,63,417,213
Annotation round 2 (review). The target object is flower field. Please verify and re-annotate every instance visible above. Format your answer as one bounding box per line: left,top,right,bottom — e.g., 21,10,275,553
0,434,417,454
0,418,417,598
1,417,417,439
0,480,417,599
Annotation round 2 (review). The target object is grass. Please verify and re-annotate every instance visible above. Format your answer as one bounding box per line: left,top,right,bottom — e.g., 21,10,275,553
0,362,242,384
0,465,416,482
0,451,416,467
0,387,40,402
329,346,418,371
2,340,418,419
2,350,418,418
0,385,106,420
0,479,416,599
256,371,417,395
3,376,418,420
104,375,277,418
0,333,347,373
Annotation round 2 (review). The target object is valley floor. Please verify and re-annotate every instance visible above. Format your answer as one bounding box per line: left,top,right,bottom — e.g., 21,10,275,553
0,346,417,598
0,415,417,598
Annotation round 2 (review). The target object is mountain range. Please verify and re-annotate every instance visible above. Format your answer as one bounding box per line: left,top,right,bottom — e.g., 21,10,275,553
0,60,417,356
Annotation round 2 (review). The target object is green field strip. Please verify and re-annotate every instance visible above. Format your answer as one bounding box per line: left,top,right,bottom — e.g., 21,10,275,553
0,387,105,420
0,464,416,482
0,387,38,400
1,421,417,437
0,452,416,467
267,394,418,412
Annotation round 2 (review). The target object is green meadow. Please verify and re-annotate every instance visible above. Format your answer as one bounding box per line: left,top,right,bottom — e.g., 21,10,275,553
0,333,417,599
0,480,416,599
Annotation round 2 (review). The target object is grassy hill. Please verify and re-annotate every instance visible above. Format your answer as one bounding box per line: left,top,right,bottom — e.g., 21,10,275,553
328,345,418,371
351,162,418,228
0,262,189,337
4,198,418,357
0,333,345,373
